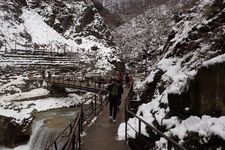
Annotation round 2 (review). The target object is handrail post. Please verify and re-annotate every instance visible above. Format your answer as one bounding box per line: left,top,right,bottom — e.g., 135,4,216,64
125,95,128,142
72,132,75,150
125,108,128,142
78,116,81,150
80,105,83,132
69,124,73,133
100,94,103,110
54,141,57,150
94,95,97,115
138,119,141,135
91,101,94,113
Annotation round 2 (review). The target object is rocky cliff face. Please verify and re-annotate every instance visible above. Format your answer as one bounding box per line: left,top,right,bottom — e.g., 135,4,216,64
0,0,113,45
94,0,151,13
113,0,183,74
160,0,225,116
0,115,31,147
94,0,168,14
124,0,225,149
93,0,172,28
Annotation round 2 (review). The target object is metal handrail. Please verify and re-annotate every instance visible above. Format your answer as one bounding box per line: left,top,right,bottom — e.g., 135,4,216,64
46,114,80,150
124,84,187,150
64,113,82,150
46,91,107,150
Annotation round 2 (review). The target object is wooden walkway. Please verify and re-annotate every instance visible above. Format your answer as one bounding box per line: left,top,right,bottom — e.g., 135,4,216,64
82,86,130,150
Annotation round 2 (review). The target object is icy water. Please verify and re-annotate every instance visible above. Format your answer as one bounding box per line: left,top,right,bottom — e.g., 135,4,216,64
0,107,79,150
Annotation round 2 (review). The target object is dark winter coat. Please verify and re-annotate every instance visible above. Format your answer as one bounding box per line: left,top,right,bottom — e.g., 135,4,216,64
107,83,121,102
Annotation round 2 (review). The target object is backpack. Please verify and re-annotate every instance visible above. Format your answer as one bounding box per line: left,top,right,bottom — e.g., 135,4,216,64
110,84,118,96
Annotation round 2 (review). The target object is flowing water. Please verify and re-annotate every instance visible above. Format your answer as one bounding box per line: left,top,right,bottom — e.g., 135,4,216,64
0,107,80,150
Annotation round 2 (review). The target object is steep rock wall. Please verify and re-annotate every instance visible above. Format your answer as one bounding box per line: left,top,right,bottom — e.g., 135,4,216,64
0,115,31,147
168,62,225,116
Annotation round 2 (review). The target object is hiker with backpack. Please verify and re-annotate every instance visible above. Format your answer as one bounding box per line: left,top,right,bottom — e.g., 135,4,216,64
107,78,120,122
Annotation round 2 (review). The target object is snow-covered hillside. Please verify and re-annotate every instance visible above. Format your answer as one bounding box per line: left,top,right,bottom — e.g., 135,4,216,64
118,0,225,149
113,0,183,75
0,0,119,72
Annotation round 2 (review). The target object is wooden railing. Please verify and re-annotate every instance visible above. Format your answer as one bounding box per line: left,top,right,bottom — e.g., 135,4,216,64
124,84,187,150
46,91,107,150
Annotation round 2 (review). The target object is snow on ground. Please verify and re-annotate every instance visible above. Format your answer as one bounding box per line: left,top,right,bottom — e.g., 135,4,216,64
0,93,82,124
0,88,49,101
21,9,67,45
0,76,27,94
0,74,83,124
203,53,225,67
118,88,225,144
167,115,225,142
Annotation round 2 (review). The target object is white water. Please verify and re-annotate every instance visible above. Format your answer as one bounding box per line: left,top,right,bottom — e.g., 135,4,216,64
0,120,44,150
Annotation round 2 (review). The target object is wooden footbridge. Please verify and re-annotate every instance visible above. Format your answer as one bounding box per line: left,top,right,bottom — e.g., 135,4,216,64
45,76,106,93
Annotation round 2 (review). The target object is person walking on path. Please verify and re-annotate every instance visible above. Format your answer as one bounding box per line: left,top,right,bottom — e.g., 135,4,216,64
117,76,124,110
127,74,133,87
42,70,45,79
125,73,129,86
107,78,120,122
47,71,51,79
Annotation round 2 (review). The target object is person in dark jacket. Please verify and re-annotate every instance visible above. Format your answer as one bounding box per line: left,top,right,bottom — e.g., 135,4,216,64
42,70,45,79
107,78,120,122
117,77,124,110
47,71,51,79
